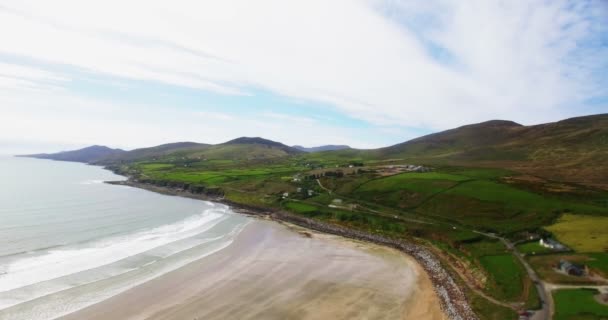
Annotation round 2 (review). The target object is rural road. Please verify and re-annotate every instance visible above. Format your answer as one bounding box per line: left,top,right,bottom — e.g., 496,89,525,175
315,179,332,194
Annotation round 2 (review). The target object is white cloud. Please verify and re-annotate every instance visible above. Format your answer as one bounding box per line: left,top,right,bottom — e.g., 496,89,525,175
0,89,389,153
0,0,606,151
0,62,67,91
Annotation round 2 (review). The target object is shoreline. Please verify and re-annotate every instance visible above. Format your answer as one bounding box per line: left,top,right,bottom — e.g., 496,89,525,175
107,179,477,320
61,219,443,320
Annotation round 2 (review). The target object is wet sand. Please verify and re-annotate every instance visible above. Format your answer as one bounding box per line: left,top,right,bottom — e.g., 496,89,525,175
61,220,446,320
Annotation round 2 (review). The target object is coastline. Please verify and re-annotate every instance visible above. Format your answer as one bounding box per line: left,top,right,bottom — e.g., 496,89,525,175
107,179,477,320
61,219,444,320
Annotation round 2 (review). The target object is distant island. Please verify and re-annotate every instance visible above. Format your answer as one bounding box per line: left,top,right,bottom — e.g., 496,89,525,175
21,113,608,319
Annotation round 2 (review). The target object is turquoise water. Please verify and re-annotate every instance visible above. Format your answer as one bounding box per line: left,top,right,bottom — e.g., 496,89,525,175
0,156,250,319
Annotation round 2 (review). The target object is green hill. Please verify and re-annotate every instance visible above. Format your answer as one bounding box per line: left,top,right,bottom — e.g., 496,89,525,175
318,114,608,188
187,137,304,160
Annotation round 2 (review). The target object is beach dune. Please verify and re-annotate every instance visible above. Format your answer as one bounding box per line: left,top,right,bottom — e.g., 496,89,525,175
61,220,446,320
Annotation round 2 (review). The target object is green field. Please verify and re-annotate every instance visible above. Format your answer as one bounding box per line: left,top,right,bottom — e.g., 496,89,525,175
469,288,518,320
587,253,608,275
546,214,608,252
478,255,525,301
553,289,608,320
139,163,175,170
441,167,513,179
284,201,318,214
355,172,469,193
350,172,469,209
418,178,608,233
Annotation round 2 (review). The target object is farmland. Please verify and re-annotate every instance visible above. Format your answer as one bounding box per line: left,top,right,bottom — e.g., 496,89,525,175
546,214,608,253
553,289,608,320
478,255,525,301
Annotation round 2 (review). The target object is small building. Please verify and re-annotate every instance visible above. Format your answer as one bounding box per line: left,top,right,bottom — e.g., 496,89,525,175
539,238,566,250
307,189,314,197
296,187,302,193
558,260,585,276
282,192,289,199
332,199,343,205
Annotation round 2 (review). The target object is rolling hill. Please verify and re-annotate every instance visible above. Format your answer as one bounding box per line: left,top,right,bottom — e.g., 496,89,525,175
189,137,304,160
97,142,211,164
312,114,608,188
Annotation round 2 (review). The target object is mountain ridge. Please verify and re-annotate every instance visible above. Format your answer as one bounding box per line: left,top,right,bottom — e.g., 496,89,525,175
19,113,608,187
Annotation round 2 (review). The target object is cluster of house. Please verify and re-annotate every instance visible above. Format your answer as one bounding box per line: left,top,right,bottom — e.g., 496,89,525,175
534,238,587,277
377,164,431,175
282,188,315,199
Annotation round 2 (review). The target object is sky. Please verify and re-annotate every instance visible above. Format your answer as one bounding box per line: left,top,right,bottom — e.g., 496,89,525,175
0,0,607,154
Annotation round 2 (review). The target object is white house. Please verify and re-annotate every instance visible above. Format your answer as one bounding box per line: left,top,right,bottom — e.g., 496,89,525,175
539,238,566,250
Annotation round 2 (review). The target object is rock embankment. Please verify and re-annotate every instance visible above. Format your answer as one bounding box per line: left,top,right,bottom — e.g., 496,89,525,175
106,179,477,320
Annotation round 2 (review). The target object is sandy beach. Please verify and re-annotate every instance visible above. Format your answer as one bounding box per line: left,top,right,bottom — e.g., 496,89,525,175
60,219,446,320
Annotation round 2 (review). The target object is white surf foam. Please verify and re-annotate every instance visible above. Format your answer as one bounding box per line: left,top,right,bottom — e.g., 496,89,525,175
0,208,228,293
0,227,247,320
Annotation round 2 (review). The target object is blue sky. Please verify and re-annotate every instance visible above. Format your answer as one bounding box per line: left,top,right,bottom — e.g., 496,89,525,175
0,0,606,153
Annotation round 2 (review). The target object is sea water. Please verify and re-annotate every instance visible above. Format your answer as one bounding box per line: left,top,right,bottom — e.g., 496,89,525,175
0,156,250,319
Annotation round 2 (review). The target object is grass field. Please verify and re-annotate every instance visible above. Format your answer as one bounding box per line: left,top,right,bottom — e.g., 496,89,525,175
469,289,518,320
441,167,513,179
350,172,469,209
553,289,608,320
462,240,508,256
418,178,608,233
283,201,318,214
139,163,175,170
354,172,469,194
587,253,608,275
478,254,525,301
546,214,608,252
446,180,559,211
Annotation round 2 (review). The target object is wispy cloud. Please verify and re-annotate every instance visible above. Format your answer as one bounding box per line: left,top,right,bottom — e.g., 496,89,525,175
0,0,606,152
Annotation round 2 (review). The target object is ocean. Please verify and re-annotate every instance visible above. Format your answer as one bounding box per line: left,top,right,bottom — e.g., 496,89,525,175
0,156,250,319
